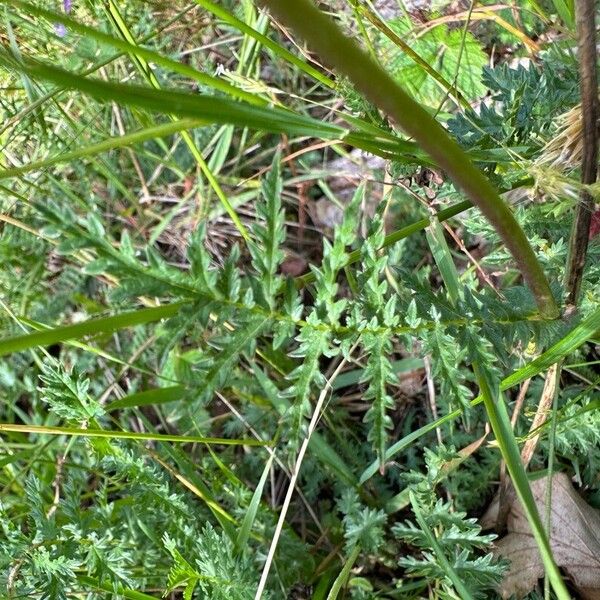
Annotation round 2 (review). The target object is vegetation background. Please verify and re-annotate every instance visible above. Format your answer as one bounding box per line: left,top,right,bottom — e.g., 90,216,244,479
0,0,599,598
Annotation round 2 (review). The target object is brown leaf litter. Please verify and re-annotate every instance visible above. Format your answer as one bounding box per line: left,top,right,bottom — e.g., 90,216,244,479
488,472,600,599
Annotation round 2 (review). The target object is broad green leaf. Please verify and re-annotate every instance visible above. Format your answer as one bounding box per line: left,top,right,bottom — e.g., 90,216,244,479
383,17,487,108
426,217,461,305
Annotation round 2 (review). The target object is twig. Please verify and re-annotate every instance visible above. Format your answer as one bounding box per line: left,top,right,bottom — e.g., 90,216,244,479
565,0,598,306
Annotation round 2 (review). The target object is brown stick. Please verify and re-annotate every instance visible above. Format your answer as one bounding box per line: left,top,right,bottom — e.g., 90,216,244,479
565,0,598,306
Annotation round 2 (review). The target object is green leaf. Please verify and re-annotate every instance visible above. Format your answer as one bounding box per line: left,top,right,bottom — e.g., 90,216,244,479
360,306,600,484
326,544,361,600
426,217,461,305
0,50,345,139
0,423,268,446
384,17,487,108
105,386,186,412
362,331,396,468
472,360,569,599
0,303,187,357
249,152,286,308
235,452,275,553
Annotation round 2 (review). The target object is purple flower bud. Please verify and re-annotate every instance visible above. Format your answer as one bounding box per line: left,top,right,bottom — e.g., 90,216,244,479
55,0,72,38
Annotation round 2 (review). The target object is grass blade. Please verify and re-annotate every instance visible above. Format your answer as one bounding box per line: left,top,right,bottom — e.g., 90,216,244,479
0,303,186,356
473,362,569,599
0,50,345,139
78,575,157,600
106,386,186,412
104,0,251,241
235,452,275,552
0,119,202,180
0,423,269,446
326,544,361,600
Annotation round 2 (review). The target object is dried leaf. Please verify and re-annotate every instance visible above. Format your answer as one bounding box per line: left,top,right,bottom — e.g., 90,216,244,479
494,472,600,599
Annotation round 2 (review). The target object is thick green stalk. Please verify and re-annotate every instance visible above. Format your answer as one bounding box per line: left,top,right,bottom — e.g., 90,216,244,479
260,0,559,319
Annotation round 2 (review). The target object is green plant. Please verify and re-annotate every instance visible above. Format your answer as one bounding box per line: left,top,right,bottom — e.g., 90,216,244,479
0,1,598,598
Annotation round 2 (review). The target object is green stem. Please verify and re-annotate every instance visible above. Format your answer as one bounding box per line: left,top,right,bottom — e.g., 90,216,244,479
473,363,570,600
326,545,361,600
260,0,559,319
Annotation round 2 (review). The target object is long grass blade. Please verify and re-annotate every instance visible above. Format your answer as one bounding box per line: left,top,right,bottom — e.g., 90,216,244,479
106,385,186,412
0,119,202,180
0,51,344,137
473,362,569,599
235,452,275,552
326,544,361,600
0,423,269,446
0,303,186,356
